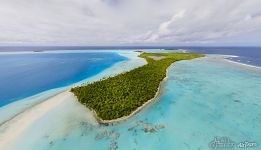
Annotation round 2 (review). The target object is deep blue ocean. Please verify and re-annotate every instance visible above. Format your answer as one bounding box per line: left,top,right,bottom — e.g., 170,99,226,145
182,47,261,67
0,52,126,106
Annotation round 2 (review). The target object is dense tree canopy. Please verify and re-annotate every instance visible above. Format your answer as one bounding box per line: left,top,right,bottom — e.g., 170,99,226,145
71,52,203,120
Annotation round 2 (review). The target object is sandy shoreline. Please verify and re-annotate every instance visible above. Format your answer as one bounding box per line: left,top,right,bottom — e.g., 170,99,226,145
0,89,67,127
0,90,73,149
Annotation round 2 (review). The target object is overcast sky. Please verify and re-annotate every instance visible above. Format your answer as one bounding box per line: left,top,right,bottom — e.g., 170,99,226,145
0,0,261,46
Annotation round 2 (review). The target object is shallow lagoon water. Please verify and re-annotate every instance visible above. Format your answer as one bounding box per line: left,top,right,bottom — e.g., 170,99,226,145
6,56,261,150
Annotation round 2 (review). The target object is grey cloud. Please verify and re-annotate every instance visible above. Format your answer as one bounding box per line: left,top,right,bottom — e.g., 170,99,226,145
0,0,260,45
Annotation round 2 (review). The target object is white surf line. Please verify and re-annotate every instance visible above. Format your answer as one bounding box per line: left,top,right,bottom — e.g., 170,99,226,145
205,54,261,73
0,91,73,149
224,59,261,69
218,54,261,69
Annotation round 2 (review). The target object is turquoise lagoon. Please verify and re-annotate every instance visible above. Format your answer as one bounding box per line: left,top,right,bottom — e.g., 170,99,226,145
4,55,261,150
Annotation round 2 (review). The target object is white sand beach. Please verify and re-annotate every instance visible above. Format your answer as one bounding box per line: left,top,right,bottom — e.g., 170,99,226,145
0,91,73,148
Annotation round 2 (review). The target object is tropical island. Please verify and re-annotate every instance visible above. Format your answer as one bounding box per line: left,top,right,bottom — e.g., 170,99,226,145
71,52,203,123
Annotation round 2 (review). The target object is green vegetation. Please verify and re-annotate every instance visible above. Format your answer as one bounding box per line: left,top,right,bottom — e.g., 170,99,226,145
71,52,203,120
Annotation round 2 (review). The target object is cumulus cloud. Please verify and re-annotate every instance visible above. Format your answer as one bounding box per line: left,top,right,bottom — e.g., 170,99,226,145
146,10,186,42
0,0,260,45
